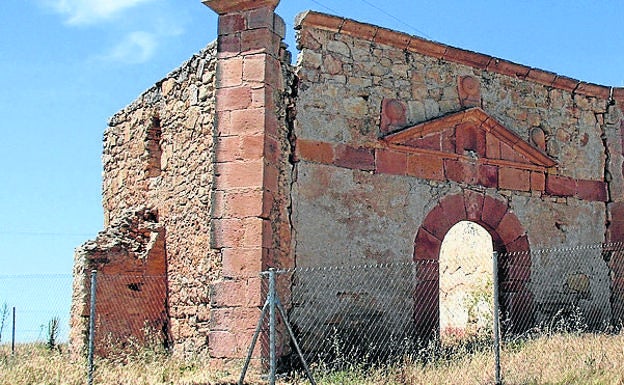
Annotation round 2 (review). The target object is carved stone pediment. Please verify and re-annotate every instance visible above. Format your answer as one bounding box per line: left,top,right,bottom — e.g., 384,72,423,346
383,107,556,169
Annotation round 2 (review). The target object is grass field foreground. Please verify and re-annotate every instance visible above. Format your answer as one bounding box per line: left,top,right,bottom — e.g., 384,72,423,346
1,333,624,385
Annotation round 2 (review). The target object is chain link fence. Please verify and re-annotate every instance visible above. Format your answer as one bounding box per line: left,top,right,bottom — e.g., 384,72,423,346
0,274,72,349
266,242,624,383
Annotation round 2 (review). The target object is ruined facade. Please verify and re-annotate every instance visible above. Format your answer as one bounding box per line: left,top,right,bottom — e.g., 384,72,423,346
71,0,624,362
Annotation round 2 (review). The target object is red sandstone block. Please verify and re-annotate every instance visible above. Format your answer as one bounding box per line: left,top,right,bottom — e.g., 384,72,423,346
341,19,377,40
216,136,242,162
482,195,508,229
227,108,265,135
505,235,530,255
487,59,530,79
262,136,280,164
375,148,407,175
373,27,411,49
217,56,243,88
213,190,225,219
211,280,246,307
576,82,611,99
263,164,279,193
212,218,244,248
221,247,266,278
333,144,375,171
264,110,280,139
551,76,578,93
442,47,491,69
239,135,265,161
456,123,486,157
414,228,442,261
609,202,624,220
499,167,530,192
478,164,498,188
575,179,608,202
440,194,467,226
225,190,268,218
219,13,246,35
407,153,445,181
607,221,624,242
241,217,263,248
499,142,516,162
216,160,264,189
246,6,274,29
525,69,557,86
217,34,241,58
485,133,501,159
210,307,262,334
216,86,252,111
246,277,265,307
243,54,266,83
545,174,575,197
496,211,525,245
531,172,545,191
411,133,442,151
208,331,238,358
407,37,446,59
241,28,278,55
251,86,277,110
464,190,484,221
444,159,478,185
296,139,334,164
421,204,452,241
417,261,438,281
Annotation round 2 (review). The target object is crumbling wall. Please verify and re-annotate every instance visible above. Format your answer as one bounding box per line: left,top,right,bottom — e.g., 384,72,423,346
70,207,167,356
73,42,220,356
290,11,616,344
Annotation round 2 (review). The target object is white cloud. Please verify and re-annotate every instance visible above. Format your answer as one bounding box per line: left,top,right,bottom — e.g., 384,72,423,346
98,31,157,64
44,0,155,25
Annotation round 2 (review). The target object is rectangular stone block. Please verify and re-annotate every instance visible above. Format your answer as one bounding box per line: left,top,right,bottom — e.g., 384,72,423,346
375,148,407,175
296,139,334,164
215,160,264,189
575,179,607,202
545,174,575,197
407,153,444,180
333,144,375,171
499,167,530,191
222,247,266,278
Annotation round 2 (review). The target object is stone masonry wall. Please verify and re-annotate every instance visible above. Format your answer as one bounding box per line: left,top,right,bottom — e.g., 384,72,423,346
290,11,624,342
79,43,220,356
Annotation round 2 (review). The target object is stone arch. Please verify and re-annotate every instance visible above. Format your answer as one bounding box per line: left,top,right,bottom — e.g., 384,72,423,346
413,190,533,337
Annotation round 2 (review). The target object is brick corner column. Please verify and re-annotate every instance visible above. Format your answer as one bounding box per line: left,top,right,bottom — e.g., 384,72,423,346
203,0,286,361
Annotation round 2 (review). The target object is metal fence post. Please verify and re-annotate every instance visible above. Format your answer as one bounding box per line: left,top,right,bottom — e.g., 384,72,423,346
268,268,277,385
11,306,15,355
492,251,502,385
88,269,97,385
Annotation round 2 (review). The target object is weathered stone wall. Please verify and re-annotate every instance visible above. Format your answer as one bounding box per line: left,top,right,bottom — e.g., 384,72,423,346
75,43,220,356
290,11,622,340
70,207,167,357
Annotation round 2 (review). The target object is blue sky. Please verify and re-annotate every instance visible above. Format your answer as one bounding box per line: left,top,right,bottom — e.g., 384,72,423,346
1,0,623,278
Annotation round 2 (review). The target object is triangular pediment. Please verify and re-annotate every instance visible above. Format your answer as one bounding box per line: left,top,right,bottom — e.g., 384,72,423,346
383,107,557,169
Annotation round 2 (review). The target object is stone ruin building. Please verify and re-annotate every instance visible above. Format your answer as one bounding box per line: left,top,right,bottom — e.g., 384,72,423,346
70,0,624,363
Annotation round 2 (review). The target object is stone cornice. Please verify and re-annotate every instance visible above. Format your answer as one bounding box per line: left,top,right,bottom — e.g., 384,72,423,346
203,0,280,15
295,10,623,102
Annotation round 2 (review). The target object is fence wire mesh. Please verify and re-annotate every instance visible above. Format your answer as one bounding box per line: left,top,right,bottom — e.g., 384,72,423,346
0,274,72,346
90,273,169,355
280,241,624,378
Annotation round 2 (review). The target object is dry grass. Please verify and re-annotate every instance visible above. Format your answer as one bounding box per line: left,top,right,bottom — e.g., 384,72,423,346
2,333,624,385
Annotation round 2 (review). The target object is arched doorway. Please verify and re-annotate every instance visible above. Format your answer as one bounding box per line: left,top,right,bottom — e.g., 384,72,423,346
413,191,533,338
439,221,493,344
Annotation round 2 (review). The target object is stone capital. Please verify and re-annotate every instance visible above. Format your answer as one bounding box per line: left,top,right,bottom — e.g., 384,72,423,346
202,0,280,15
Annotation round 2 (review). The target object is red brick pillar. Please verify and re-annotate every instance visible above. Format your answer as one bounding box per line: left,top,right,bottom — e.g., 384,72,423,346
203,0,285,359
